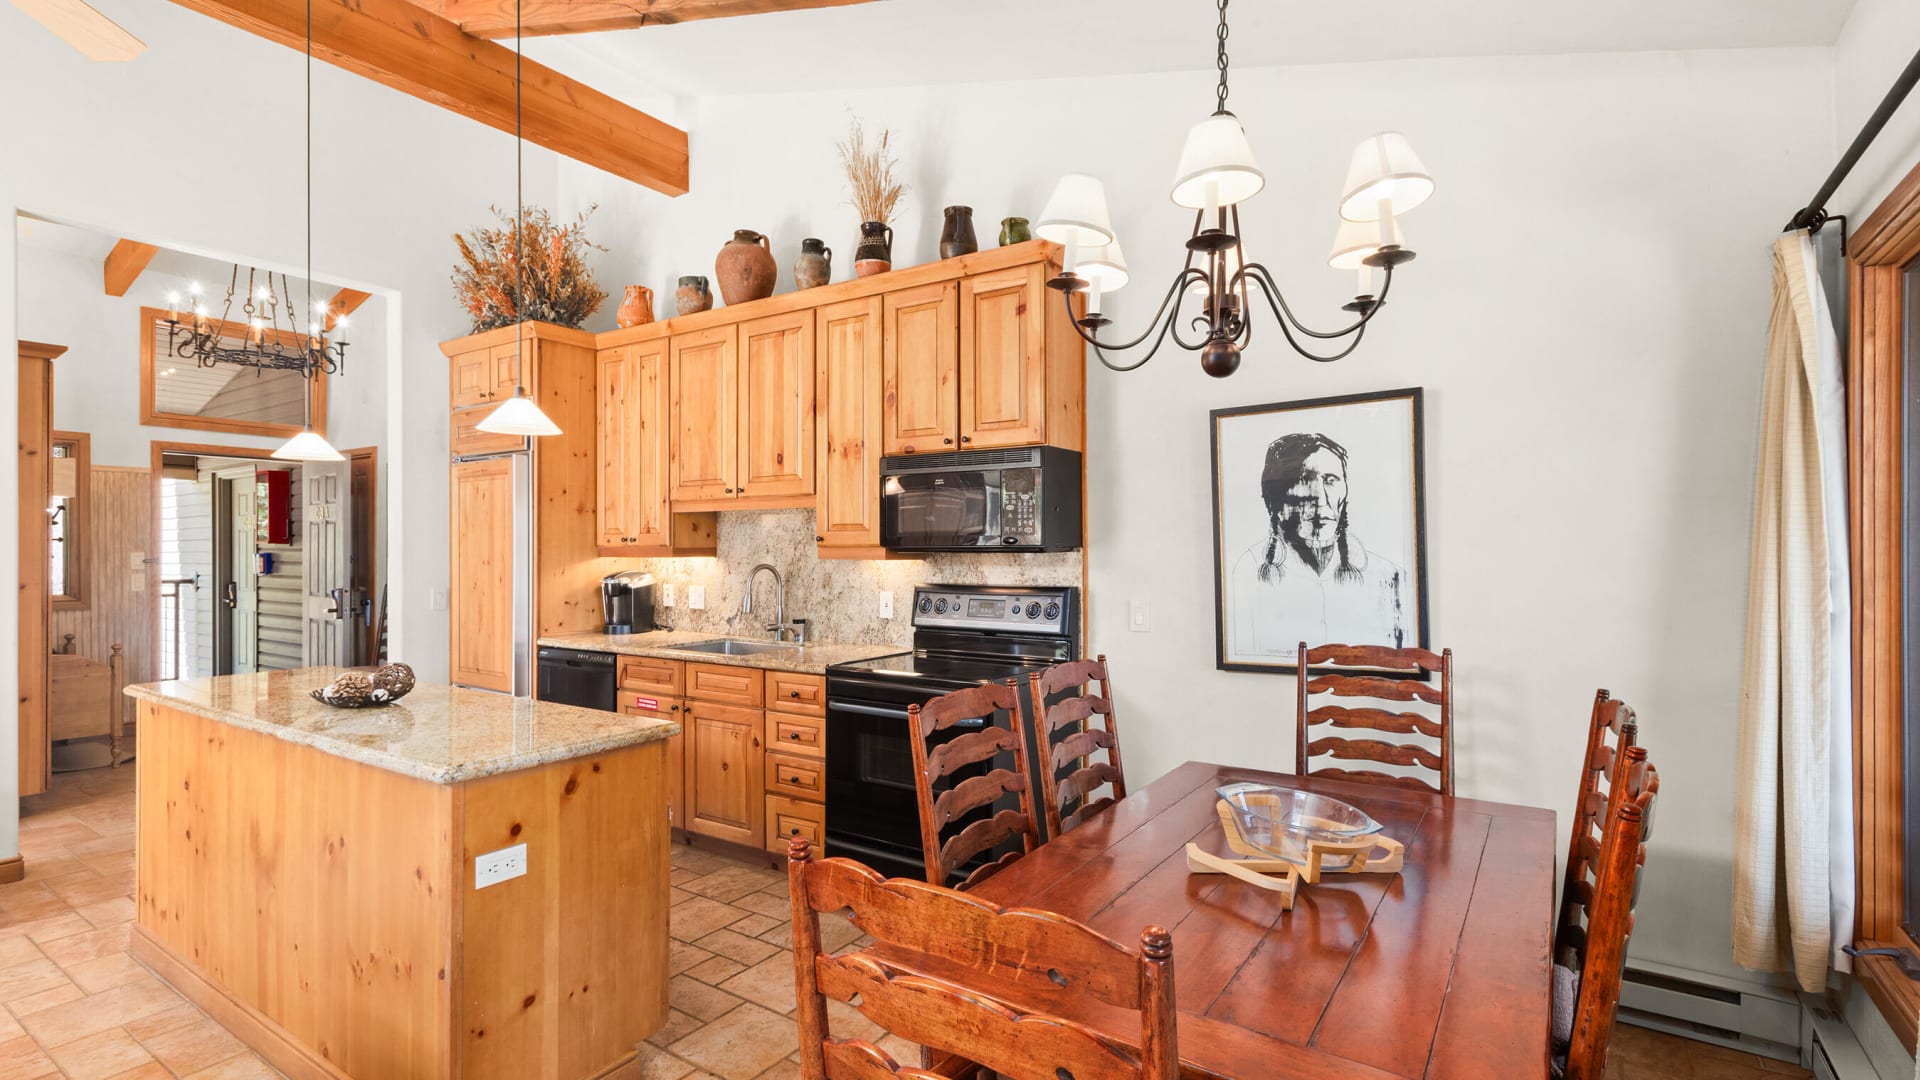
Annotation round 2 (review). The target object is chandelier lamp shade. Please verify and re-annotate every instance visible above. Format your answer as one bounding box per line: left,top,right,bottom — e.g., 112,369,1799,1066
1040,0,1435,378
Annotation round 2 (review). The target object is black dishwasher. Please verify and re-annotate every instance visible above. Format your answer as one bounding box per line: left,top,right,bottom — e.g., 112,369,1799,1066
535,648,617,711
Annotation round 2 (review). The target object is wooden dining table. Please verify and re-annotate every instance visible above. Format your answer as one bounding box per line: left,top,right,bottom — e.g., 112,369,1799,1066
871,761,1557,1080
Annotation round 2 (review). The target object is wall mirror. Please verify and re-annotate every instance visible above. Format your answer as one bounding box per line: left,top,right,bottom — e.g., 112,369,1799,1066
140,306,328,438
50,431,89,611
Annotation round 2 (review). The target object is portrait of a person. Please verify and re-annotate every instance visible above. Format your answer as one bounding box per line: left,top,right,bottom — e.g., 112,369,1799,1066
1228,431,1409,660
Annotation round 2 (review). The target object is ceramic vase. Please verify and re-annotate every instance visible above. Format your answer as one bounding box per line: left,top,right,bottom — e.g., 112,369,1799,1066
999,216,1031,246
940,206,979,260
715,229,777,306
854,221,894,278
794,238,832,290
675,275,713,317
615,284,654,328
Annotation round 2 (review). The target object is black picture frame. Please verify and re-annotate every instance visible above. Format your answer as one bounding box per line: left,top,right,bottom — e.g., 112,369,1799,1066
1209,387,1430,676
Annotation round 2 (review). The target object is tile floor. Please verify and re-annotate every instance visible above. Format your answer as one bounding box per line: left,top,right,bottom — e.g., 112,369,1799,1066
0,763,1812,1080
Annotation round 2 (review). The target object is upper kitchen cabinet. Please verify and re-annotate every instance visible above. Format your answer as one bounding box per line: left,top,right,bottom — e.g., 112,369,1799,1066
960,263,1048,449
668,325,739,504
882,281,959,455
816,297,885,554
442,323,597,458
670,314,817,510
596,337,717,557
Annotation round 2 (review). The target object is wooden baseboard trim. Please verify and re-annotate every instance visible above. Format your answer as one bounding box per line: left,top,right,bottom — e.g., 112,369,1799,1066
129,925,352,1080
584,1049,640,1080
0,856,24,884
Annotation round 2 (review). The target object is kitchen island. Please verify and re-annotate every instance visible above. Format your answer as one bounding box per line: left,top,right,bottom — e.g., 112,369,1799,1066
125,668,680,1080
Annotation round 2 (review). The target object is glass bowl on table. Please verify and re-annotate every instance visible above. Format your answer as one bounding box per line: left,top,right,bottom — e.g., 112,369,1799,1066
1215,782,1384,868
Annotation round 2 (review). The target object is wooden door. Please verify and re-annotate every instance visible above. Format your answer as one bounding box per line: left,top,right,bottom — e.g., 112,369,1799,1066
816,297,885,550
959,263,1047,448
489,342,527,400
883,281,959,454
683,701,764,847
17,344,56,797
624,697,685,829
596,346,640,549
224,472,260,674
450,347,494,408
450,457,516,692
737,311,816,498
669,326,738,502
301,459,353,667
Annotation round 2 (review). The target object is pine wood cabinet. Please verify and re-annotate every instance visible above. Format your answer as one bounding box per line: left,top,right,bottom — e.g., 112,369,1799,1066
596,340,717,556
683,699,765,848
449,456,516,693
882,282,959,455
668,325,738,502
817,297,886,554
738,311,816,499
959,263,1048,449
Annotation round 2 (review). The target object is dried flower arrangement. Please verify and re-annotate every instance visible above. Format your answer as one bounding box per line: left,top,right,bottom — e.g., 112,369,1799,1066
836,117,907,225
452,205,607,333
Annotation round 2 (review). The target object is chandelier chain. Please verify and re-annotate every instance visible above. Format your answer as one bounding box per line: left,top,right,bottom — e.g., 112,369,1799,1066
1214,0,1230,115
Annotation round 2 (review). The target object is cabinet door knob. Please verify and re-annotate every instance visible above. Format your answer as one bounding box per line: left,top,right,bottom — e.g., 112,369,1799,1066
943,437,953,445
815,536,825,543
789,690,800,698
788,731,800,739
960,436,971,444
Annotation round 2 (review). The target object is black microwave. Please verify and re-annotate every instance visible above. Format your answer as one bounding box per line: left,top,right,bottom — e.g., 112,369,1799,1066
879,446,1082,552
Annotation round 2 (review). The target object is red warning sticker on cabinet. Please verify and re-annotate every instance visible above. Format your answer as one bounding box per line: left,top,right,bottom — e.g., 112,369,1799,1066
632,695,660,712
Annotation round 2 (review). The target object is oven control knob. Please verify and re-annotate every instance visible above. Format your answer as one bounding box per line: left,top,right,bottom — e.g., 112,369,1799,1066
1026,602,1041,618
934,598,948,614
918,596,932,614
1044,602,1060,620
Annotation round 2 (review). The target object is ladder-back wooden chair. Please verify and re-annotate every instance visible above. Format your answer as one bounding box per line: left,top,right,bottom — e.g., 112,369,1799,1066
786,838,1179,1080
1028,655,1128,837
1562,746,1660,1080
1554,690,1639,968
907,681,1040,890
1295,642,1454,796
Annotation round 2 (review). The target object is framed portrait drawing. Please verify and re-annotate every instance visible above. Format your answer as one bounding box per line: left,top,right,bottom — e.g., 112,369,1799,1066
1210,387,1429,675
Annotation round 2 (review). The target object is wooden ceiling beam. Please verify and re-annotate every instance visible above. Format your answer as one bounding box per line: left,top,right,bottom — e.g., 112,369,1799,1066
103,239,159,297
164,0,690,195
325,288,371,331
415,0,882,39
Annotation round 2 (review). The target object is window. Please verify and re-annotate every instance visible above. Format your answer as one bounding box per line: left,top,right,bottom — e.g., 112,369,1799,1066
49,432,88,611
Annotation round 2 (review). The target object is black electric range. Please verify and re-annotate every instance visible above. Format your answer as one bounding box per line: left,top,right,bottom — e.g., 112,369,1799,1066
824,584,1078,883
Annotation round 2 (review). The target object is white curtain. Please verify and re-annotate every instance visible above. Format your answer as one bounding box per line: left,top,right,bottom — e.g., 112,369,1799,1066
1732,230,1853,993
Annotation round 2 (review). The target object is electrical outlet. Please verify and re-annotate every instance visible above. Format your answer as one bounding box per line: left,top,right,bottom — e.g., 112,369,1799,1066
429,588,449,612
1129,599,1151,632
689,585,706,610
878,591,894,619
662,582,676,607
475,843,527,889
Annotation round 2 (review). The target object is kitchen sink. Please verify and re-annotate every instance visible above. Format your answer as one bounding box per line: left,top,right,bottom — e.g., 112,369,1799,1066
665,638,804,657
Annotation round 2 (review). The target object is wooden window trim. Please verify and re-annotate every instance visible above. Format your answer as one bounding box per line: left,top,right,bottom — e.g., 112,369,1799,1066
1850,160,1920,1054
50,431,89,611
138,306,329,439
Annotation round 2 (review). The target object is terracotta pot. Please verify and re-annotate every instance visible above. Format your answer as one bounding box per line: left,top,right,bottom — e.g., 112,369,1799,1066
854,220,893,278
715,229,777,306
999,216,1031,246
794,238,832,290
615,284,654,328
939,206,978,260
675,275,712,317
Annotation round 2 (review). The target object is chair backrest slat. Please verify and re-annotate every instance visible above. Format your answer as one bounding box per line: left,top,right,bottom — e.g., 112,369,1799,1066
1028,655,1129,839
908,681,1040,889
1554,690,1639,970
1296,643,1454,796
788,840,1180,1080
1563,748,1659,1080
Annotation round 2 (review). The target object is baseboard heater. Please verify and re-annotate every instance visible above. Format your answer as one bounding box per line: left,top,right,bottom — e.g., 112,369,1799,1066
1618,965,1878,1079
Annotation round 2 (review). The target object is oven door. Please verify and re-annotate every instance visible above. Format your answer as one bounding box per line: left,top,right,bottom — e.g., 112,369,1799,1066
880,471,996,551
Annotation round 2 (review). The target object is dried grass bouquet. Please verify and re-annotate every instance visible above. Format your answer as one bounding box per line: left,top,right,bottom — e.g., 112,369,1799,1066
452,205,607,333
837,117,907,225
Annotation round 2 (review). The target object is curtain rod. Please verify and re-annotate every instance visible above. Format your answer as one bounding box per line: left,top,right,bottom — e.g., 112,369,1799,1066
1786,44,1920,234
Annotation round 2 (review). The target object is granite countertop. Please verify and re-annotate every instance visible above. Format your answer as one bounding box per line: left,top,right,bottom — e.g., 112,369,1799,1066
536,630,908,675
125,668,679,785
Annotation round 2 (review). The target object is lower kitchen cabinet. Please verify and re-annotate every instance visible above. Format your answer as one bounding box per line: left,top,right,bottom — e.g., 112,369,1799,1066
623,695,685,830
766,794,825,852
683,700,765,848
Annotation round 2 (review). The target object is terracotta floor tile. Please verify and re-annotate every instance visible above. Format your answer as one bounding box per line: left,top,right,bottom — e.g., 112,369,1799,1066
669,887,694,908
669,848,740,876
121,1002,204,1041
0,1033,57,1080
5,981,83,1017
1,914,92,946
668,976,743,1023
47,873,132,910
18,979,184,1048
668,941,714,977
74,898,136,929
0,959,75,1005
683,955,747,986
180,1050,282,1078
16,822,102,851
0,889,74,929
0,944,40,974
726,914,782,939
635,1042,695,1080
756,877,790,898
693,929,779,967
752,1061,801,1080
683,867,782,904
670,898,750,943
646,1009,705,1049
716,957,797,1016
824,998,884,1043
44,1027,154,1080
668,1002,797,1080
731,892,792,922
38,924,132,969
63,953,153,995
137,1016,248,1075
102,1063,172,1079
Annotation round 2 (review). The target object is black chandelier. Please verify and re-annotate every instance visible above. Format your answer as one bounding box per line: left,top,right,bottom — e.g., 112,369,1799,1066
1036,0,1435,377
162,264,348,378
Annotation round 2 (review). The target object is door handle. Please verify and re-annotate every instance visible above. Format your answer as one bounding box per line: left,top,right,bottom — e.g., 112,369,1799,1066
327,587,350,619
223,581,237,609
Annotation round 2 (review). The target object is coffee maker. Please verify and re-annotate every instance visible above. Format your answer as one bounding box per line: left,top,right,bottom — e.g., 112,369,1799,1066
600,572,655,635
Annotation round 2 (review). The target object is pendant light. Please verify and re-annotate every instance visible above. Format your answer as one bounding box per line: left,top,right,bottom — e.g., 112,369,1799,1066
476,0,561,438
271,0,344,463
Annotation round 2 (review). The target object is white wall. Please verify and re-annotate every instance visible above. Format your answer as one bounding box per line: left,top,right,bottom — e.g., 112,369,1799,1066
561,47,1833,988
0,0,559,854
1832,0,1920,215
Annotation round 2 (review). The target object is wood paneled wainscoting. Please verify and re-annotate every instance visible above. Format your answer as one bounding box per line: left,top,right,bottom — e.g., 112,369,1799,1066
50,464,153,689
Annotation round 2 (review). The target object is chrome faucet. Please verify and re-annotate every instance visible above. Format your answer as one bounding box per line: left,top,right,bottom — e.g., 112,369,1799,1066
742,564,796,642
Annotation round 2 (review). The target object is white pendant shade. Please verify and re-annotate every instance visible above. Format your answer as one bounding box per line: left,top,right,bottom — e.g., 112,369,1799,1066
1170,114,1265,209
1036,173,1116,247
271,429,345,462
476,392,562,437
1079,239,1130,293
1339,131,1434,222
1327,215,1406,270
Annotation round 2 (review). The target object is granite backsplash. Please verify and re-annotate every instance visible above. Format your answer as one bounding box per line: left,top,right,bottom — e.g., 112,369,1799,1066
606,509,1083,648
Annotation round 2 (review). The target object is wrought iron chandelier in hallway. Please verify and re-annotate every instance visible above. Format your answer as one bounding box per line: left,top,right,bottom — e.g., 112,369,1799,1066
1036,0,1436,377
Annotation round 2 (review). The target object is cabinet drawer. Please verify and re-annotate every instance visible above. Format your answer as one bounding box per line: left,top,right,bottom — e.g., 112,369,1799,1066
451,406,527,456
765,794,825,854
767,672,826,716
686,663,765,707
618,655,685,697
766,752,825,801
768,712,825,758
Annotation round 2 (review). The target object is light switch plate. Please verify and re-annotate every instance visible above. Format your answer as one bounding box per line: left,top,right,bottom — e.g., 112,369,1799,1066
662,582,676,607
1129,599,1151,632
878,591,894,619
689,585,706,610
475,843,527,889
130,573,145,593
429,588,449,612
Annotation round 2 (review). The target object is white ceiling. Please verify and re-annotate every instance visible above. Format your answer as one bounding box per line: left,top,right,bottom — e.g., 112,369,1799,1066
15,213,352,301
527,0,1858,100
